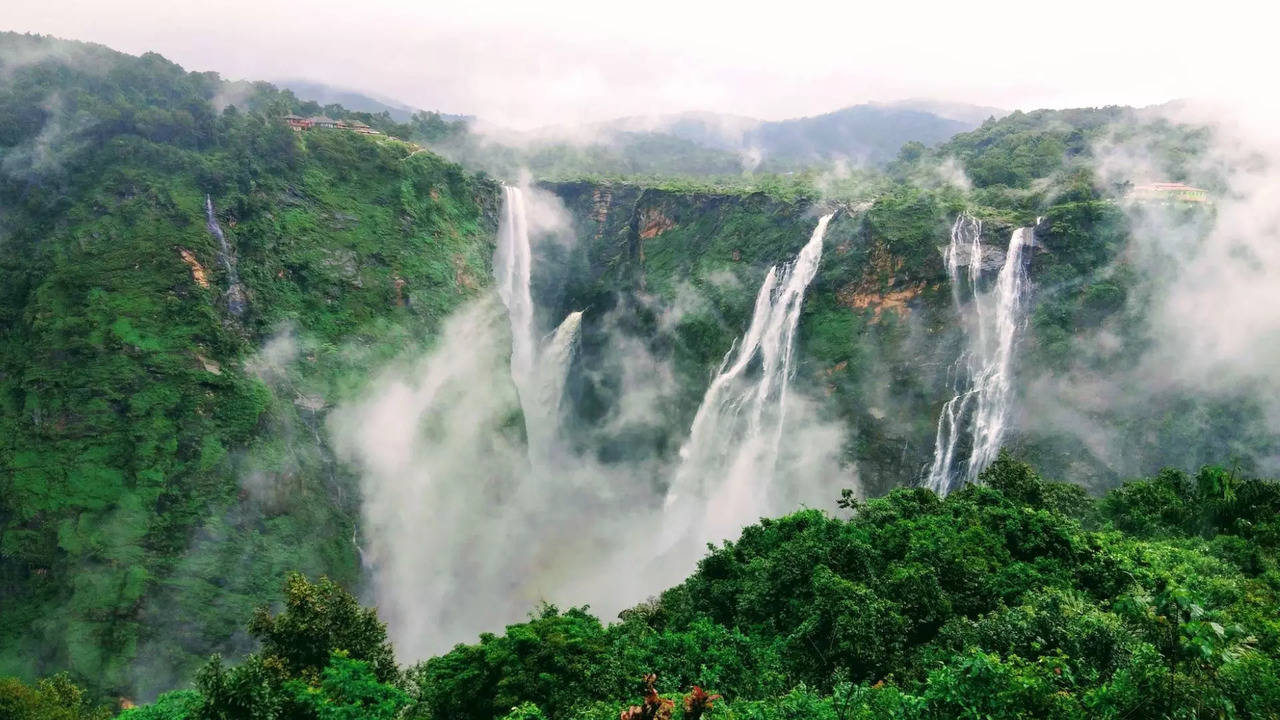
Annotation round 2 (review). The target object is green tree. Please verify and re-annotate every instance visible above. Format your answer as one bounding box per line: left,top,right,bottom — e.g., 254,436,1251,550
287,652,408,720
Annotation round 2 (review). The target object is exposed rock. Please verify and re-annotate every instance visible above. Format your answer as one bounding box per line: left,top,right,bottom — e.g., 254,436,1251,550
195,354,221,375
294,393,326,411
638,207,675,239
839,237,924,320
590,187,613,240
939,241,1007,271
838,283,925,319
178,248,209,288
321,249,361,286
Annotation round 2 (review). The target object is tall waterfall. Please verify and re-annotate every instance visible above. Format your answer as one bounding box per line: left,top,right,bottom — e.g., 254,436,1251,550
925,215,1034,494
665,212,835,544
496,186,537,385
204,194,246,317
495,185,580,452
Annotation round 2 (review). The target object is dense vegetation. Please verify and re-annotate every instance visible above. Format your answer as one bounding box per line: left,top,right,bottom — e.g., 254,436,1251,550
0,32,500,694
533,101,1273,495
7,455,1278,718
3,29,1278,717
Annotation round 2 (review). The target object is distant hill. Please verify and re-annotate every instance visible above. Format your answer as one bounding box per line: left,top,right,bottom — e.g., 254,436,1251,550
275,79,467,123
745,104,974,165
589,102,998,169
877,98,1007,125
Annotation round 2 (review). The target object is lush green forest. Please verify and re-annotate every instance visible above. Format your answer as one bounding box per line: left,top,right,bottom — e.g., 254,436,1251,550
7,456,1279,719
2,30,1278,719
0,31,500,695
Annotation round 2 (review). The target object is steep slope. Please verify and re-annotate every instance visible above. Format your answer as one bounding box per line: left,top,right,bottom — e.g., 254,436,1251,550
0,32,500,694
536,105,1276,496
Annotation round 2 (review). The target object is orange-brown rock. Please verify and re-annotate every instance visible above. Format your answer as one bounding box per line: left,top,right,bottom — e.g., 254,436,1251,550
838,283,924,320
178,248,209,288
638,207,675,239
837,238,923,320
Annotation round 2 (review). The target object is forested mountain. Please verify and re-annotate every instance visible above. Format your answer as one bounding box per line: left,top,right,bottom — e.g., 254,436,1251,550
0,31,500,695
593,103,986,166
1,30,1278,720
418,102,995,179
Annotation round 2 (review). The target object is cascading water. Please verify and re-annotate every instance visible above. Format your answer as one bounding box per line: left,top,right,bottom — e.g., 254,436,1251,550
925,215,1034,494
496,186,537,385
665,212,835,545
205,194,247,317
345,196,847,659
537,311,583,416
495,185,580,452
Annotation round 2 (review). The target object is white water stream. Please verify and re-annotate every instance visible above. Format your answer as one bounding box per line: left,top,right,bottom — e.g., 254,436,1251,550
925,215,1034,494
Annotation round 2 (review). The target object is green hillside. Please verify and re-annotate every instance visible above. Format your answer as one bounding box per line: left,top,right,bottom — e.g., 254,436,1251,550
2,31,1278,718
0,32,501,693
13,455,1279,719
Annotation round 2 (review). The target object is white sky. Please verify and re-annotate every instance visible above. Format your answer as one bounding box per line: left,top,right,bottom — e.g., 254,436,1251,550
3,0,1272,128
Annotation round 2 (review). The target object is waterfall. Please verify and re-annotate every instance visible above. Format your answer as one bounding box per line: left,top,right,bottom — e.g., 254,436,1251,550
526,310,583,453
925,215,1033,494
496,186,536,386
665,212,834,544
495,186,580,452
204,194,246,317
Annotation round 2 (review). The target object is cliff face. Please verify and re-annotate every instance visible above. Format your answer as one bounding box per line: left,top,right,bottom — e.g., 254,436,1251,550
537,180,1278,499
536,180,972,493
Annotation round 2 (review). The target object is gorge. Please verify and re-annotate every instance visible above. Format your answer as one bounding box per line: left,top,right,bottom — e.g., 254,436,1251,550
2,30,1280,720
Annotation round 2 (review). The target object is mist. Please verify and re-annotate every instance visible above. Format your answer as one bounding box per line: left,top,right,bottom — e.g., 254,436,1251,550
329,186,852,660
1011,100,1280,481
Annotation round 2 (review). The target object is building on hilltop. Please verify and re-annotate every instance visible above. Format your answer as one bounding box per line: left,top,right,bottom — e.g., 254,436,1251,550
282,114,381,135
1127,182,1209,203
308,116,341,130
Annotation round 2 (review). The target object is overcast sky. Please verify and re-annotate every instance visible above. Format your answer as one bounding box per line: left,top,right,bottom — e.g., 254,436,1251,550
4,0,1271,128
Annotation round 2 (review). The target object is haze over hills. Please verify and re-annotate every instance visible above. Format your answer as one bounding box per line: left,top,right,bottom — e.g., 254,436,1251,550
3,27,1280,720
420,100,1007,179
265,74,1008,174
273,79,425,122
472,100,1006,170
274,79,472,124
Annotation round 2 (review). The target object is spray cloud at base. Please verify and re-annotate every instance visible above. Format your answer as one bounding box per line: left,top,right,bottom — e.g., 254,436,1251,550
331,187,851,660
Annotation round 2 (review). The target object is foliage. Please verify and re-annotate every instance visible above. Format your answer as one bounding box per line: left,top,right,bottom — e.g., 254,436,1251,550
5,30,1280,717
286,652,409,720
112,458,1280,719
0,31,499,696
192,575,406,720
0,673,112,720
